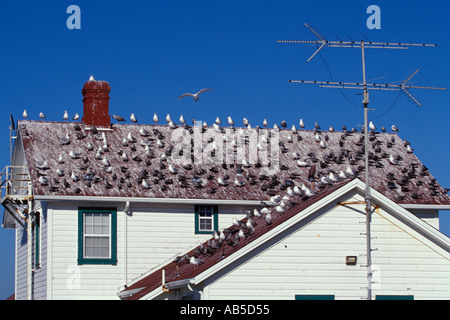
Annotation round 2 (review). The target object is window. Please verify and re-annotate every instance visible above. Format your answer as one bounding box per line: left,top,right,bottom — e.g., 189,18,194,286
78,208,117,265
194,205,218,234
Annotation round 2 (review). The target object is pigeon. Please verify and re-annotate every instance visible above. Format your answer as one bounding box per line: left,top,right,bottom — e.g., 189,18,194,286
63,110,69,121
178,88,213,102
113,115,125,122
130,113,137,123
22,110,28,119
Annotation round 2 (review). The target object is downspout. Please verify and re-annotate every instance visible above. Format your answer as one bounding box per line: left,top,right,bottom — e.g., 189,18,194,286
27,202,33,300
123,201,130,285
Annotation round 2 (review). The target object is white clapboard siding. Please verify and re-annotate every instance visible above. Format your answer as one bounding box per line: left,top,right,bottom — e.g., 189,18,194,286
204,191,450,300
46,201,255,299
125,203,255,281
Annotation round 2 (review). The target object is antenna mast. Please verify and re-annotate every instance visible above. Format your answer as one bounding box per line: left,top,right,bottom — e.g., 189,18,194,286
278,23,446,300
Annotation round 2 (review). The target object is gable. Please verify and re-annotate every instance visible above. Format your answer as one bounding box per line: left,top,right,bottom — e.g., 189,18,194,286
121,179,450,300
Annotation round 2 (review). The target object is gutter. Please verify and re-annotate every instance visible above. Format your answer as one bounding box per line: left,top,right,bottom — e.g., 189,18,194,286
33,194,264,206
400,204,450,210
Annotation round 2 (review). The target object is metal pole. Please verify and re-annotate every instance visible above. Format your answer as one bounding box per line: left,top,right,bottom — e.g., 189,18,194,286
361,40,372,300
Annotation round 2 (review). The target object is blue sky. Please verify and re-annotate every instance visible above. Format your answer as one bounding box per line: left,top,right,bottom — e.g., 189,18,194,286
0,0,448,299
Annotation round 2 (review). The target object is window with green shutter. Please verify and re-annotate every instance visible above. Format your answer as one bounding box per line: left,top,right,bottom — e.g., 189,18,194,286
78,207,117,265
194,205,218,234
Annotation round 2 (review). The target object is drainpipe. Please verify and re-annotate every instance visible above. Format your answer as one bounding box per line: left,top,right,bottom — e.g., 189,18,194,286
123,201,130,285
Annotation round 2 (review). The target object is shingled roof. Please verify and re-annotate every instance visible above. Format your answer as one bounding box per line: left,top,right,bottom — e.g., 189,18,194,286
18,119,450,206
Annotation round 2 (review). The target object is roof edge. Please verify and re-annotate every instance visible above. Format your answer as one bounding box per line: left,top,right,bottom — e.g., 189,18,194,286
34,194,264,206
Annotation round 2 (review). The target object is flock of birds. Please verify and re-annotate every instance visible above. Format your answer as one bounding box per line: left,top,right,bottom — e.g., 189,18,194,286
26,108,434,201
22,105,450,273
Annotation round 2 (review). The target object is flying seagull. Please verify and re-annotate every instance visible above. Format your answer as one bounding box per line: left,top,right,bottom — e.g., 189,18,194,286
178,88,213,102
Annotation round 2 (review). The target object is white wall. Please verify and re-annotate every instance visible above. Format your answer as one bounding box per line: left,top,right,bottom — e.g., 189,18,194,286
46,201,255,299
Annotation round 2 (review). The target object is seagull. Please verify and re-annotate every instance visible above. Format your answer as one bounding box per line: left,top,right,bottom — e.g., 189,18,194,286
38,176,49,186
189,256,204,268
22,110,28,119
73,113,80,121
113,115,125,122
227,116,234,126
39,112,45,119
130,113,137,123
369,121,376,131
153,113,159,124
60,133,70,145
243,118,249,126
178,88,213,102
168,165,178,174
69,150,81,159
179,115,185,125
391,124,399,132
280,120,287,128
299,119,305,128
165,113,172,124
265,212,273,226
263,119,268,128
215,117,222,125
314,122,321,130
63,110,69,121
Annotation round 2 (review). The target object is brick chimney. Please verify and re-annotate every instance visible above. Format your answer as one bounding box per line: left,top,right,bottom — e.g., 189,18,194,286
81,76,111,128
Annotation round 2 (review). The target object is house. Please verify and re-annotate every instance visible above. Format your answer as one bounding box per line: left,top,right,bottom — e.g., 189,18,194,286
2,77,450,300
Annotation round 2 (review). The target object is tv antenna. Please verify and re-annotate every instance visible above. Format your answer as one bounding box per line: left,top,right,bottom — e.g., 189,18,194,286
278,23,447,301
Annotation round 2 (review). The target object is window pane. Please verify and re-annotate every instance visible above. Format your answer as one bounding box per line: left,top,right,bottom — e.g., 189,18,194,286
83,212,111,258
199,218,212,231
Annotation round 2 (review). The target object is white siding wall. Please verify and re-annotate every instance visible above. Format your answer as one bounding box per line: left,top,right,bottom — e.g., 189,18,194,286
15,223,28,300
204,191,450,300
47,201,254,299
126,203,253,282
